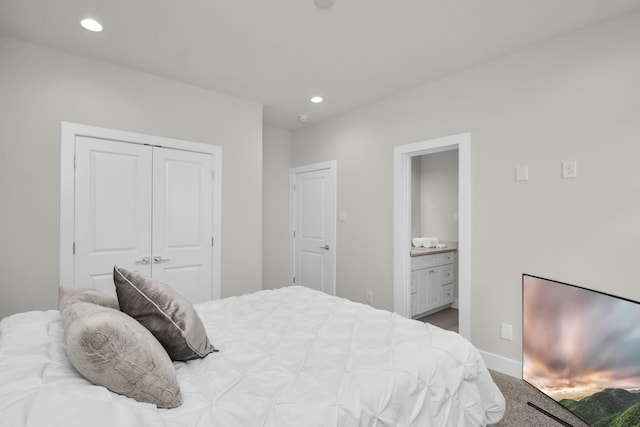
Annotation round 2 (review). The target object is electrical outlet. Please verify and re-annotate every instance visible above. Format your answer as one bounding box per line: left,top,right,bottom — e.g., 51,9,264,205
365,291,374,305
501,323,513,341
562,160,577,178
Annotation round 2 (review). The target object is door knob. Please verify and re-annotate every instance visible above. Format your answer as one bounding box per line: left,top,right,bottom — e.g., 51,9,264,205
135,257,151,265
320,245,330,250
153,256,172,264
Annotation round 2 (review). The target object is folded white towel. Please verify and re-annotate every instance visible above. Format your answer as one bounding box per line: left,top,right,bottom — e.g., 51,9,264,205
412,237,439,248
422,237,439,248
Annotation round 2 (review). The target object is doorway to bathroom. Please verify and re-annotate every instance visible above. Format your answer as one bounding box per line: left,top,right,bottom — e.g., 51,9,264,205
411,149,459,332
393,133,470,339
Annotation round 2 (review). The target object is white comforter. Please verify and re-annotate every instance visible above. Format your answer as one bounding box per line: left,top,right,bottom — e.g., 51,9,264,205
0,286,504,426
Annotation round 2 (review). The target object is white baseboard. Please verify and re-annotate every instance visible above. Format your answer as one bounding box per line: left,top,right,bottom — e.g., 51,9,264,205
480,350,522,379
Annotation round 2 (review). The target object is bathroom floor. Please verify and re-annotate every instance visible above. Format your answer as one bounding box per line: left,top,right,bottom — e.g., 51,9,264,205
417,308,459,333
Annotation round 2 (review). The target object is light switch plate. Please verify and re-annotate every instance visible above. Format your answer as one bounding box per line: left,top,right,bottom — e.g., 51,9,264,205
562,160,577,178
516,165,528,181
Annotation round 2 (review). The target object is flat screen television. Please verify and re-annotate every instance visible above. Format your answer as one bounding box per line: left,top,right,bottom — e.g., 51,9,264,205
523,274,640,427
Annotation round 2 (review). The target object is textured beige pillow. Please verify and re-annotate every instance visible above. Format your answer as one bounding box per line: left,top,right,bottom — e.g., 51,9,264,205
61,302,183,408
113,266,216,361
59,286,120,312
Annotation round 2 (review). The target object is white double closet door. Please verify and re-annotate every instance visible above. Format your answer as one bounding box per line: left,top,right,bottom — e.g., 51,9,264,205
73,136,214,302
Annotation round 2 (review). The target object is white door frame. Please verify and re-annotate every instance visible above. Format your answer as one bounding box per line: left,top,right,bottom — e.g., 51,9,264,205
290,160,337,295
59,121,222,299
393,133,471,339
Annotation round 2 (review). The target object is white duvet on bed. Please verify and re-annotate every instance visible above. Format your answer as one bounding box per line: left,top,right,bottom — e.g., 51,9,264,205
0,286,504,426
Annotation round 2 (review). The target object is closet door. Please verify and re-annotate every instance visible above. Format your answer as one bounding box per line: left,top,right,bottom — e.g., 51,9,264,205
73,138,214,302
73,137,153,293
62,123,221,301
151,148,214,302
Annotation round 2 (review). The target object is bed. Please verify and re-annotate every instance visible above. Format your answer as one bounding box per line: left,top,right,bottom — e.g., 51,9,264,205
0,280,505,427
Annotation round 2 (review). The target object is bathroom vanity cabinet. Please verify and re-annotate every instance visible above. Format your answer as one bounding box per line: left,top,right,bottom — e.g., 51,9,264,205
411,250,455,318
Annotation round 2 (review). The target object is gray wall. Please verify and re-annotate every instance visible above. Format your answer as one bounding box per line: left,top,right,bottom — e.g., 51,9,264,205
289,12,640,362
262,126,292,289
410,156,422,239
0,36,264,319
419,150,459,242
412,150,460,241
410,151,459,241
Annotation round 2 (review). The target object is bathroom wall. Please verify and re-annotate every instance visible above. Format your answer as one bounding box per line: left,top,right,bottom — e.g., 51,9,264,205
419,149,459,242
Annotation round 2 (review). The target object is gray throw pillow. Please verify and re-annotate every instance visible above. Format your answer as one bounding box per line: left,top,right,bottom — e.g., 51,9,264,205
113,266,216,361
62,302,182,408
59,286,120,312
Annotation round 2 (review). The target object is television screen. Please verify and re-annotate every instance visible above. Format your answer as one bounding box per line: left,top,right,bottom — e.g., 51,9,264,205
523,274,640,427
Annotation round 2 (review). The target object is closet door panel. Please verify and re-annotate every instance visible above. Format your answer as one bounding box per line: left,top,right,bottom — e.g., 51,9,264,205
152,148,214,302
74,137,153,294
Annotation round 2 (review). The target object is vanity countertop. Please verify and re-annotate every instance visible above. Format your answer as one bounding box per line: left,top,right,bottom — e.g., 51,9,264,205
410,241,457,257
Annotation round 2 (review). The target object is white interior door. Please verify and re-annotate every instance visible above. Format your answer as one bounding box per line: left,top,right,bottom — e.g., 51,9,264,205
292,162,336,295
74,136,153,294
69,129,216,302
152,148,214,302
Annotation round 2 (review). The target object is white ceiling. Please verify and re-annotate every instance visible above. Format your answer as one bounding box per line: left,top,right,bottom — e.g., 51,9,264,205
1,0,640,130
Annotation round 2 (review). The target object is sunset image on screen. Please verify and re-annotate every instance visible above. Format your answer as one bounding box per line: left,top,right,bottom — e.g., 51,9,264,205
523,276,640,426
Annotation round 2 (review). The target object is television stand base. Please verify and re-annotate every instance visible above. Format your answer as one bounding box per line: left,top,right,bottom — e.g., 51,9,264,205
526,401,573,427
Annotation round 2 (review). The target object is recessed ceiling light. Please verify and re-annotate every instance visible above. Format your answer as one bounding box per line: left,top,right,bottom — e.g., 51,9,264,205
310,96,324,103
81,18,103,32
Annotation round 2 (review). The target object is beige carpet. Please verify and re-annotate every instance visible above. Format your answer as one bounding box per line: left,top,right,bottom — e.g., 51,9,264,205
489,370,588,427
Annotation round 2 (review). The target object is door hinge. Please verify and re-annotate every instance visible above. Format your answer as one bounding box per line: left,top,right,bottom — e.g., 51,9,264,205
211,170,215,180
293,277,296,284
73,154,77,168
72,242,76,255
293,230,296,238
211,237,214,247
